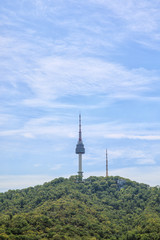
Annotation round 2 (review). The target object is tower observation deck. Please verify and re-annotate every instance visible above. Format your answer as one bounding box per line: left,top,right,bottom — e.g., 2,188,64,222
75,114,85,180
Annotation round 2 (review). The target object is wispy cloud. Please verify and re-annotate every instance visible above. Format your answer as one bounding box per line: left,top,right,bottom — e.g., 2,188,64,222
1,116,160,142
84,145,158,176
90,0,160,33
109,148,155,162
106,134,160,141
89,0,160,50
1,0,160,112
19,57,160,108
1,34,159,109
85,122,160,141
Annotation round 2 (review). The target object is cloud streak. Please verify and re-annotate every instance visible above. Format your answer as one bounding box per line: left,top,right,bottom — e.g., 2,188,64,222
3,54,159,109
1,116,160,141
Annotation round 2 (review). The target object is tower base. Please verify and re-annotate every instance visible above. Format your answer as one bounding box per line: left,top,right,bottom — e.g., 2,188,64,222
77,172,83,182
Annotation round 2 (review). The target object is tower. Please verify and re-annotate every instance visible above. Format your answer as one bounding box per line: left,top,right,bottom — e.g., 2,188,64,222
75,114,85,180
106,149,108,177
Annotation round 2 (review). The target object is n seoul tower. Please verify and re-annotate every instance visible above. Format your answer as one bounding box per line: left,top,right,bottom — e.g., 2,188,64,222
75,114,85,180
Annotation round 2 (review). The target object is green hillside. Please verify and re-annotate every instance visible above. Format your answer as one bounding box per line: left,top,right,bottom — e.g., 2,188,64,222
0,176,160,240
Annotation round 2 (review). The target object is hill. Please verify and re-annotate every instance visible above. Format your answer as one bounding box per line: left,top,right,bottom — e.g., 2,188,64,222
0,176,160,240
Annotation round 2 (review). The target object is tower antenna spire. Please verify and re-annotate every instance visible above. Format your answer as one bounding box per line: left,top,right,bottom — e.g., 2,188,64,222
79,114,82,141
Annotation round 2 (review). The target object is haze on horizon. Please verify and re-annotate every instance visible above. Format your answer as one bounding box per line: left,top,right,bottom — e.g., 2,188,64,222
0,0,160,192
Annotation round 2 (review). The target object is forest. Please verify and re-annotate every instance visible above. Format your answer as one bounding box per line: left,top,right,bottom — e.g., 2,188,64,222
0,176,160,240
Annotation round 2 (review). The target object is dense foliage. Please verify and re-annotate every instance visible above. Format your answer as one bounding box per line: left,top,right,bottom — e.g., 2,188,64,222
0,176,160,239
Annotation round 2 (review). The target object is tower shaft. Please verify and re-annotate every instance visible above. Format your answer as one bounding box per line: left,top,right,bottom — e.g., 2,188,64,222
78,154,83,177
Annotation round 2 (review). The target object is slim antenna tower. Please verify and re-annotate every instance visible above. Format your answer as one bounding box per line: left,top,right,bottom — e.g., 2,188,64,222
106,149,108,177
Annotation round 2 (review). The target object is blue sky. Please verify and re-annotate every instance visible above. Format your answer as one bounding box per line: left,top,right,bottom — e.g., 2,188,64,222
0,0,160,192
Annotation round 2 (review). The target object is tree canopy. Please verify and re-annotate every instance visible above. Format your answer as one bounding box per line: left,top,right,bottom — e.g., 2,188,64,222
0,176,160,239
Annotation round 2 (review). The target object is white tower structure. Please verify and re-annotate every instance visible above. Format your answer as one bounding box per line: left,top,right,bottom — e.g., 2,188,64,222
106,149,108,177
75,115,85,180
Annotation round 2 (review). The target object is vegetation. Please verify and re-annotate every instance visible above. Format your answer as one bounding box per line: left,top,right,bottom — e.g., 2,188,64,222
0,176,160,239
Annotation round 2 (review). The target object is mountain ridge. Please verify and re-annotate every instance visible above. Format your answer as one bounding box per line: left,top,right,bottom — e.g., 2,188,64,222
0,176,160,239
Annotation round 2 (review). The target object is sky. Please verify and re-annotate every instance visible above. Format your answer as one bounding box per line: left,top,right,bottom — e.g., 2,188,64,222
0,0,160,192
